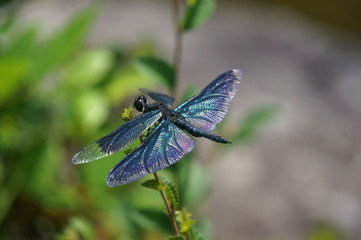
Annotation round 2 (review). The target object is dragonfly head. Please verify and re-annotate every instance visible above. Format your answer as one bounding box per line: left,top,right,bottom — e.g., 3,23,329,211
134,95,147,112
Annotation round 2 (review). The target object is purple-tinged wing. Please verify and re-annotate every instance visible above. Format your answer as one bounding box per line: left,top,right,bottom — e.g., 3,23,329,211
107,120,195,186
72,110,162,164
174,69,242,132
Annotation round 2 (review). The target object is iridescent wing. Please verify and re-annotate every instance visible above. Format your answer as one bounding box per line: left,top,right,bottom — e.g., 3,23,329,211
174,69,242,132
139,88,175,106
72,110,162,164
107,120,195,186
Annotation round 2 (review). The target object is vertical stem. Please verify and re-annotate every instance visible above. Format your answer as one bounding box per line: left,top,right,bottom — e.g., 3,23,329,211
171,0,182,95
153,172,180,236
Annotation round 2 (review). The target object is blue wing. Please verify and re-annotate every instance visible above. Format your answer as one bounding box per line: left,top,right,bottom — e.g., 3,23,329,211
140,88,175,106
107,120,195,186
72,110,162,164
174,69,242,132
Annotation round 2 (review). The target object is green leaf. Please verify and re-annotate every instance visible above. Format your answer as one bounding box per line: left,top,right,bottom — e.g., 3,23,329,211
5,26,38,56
31,4,99,81
182,0,216,31
141,179,165,191
308,224,342,240
58,217,95,240
168,236,186,240
162,178,180,210
74,90,110,135
181,84,199,102
0,56,31,103
129,207,172,234
62,49,114,91
175,208,194,233
233,105,279,144
134,56,176,91
178,156,209,209
122,107,134,121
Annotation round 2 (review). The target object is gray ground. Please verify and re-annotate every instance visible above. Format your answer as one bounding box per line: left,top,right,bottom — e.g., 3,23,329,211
20,0,361,239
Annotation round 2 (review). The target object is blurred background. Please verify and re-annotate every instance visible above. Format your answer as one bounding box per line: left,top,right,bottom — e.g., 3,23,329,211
1,0,361,239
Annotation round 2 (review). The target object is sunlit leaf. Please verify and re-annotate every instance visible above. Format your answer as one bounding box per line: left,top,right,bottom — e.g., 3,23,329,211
175,208,194,233
0,57,31,103
62,49,114,91
182,0,216,31
74,90,110,135
122,107,134,121
105,66,151,103
134,56,176,91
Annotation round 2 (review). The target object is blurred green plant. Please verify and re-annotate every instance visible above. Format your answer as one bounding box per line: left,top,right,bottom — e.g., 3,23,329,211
308,223,342,240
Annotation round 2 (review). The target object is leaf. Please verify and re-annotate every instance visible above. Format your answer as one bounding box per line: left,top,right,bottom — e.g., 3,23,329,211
74,90,110,135
122,107,134,121
31,4,99,81
178,156,209,209
168,236,186,240
134,56,176,91
62,49,114,91
129,207,172,234
141,179,165,191
308,223,342,240
0,56,31,103
58,217,95,240
175,208,194,233
5,26,38,56
182,0,216,31
181,83,199,102
233,105,279,144
162,178,180,210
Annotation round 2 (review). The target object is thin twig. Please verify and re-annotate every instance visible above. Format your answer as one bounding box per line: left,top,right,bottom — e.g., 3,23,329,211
153,172,180,236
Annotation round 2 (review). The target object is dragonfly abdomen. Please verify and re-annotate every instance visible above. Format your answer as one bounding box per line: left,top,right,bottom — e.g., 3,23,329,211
171,118,231,144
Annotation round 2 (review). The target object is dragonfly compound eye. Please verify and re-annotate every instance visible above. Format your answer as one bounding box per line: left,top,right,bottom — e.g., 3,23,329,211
134,95,147,112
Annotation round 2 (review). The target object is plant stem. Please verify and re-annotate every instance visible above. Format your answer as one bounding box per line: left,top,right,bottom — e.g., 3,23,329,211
171,0,182,93
153,172,180,236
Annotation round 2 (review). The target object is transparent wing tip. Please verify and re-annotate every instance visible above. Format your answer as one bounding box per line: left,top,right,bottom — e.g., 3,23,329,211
230,69,242,79
72,153,86,164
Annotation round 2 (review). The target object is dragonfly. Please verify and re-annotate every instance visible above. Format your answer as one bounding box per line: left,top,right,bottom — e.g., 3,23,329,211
72,69,242,187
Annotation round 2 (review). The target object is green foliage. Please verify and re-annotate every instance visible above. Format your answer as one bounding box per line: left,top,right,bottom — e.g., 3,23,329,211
122,106,134,121
30,4,99,81
175,208,194,233
141,179,166,191
233,105,279,144
178,155,210,209
57,217,95,240
308,224,342,240
162,178,181,210
182,0,216,31
134,56,176,91
168,235,186,240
